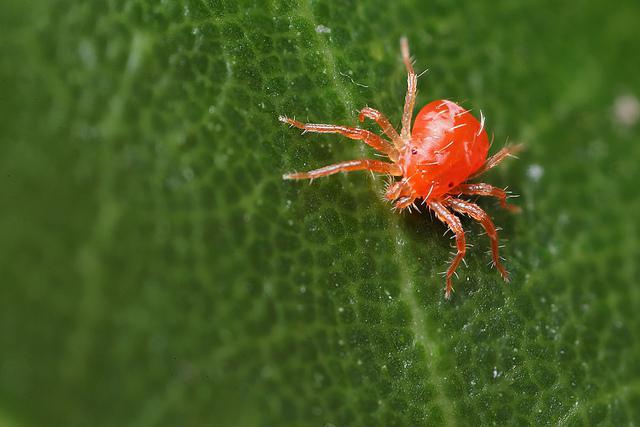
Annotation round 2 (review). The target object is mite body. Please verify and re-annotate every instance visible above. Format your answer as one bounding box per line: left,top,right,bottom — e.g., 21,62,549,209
281,38,521,298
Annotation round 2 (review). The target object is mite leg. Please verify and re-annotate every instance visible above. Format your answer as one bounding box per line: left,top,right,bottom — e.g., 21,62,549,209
470,144,524,178
394,196,418,211
386,179,418,210
385,176,414,200
446,197,509,282
428,200,466,299
358,107,403,149
400,37,417,142
283,159,401,180
279,116,398,159
384,181,405,201
455,183,521,213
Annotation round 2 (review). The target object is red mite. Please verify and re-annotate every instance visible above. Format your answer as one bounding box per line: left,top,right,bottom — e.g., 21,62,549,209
281,38,521,298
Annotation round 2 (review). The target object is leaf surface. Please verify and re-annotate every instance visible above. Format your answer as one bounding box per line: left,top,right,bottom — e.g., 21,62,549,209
1,0,640,426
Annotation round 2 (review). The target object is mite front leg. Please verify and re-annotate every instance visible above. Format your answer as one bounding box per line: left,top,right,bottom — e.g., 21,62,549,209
455,183,521,213
279,116,398,159
446,197,510,282
470,144,524,178
358,107,403,149
428,200,467,299
393,196,417,211
386,179,418,211
283,159,401,180
385,176,413,200
400,37,417,142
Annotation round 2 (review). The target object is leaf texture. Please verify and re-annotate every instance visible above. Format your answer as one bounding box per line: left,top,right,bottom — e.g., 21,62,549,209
1,0,640,426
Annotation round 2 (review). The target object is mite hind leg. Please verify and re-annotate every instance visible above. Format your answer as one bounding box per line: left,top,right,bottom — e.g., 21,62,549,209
455,183,521,213
446,197,510,282
428,200,467,299
470,144,524,178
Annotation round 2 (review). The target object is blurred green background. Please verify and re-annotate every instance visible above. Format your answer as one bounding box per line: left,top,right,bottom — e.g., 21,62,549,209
1,0,639,426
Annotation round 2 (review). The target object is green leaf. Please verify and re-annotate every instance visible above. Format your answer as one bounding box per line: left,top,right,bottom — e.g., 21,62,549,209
2,0,640,426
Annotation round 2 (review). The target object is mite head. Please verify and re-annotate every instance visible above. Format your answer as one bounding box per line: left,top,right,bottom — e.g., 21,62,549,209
384,180,404,201
384,179,414,208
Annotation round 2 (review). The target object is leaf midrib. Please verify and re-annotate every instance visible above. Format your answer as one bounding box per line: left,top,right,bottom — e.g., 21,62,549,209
297,1,455,424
